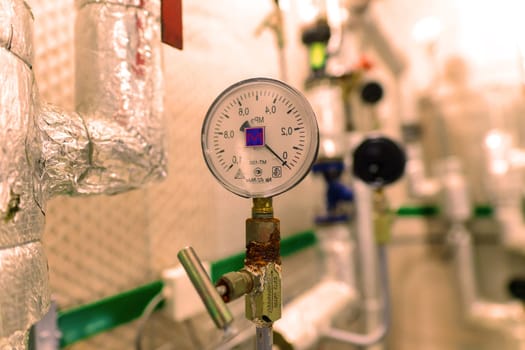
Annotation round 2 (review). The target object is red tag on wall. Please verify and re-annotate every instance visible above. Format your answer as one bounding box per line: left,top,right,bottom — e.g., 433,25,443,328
161,0,183,50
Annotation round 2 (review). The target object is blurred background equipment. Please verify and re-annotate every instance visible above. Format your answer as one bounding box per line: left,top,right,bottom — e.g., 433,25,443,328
3,0,525,349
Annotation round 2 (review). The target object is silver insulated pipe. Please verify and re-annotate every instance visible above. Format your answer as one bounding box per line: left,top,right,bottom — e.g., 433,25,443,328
0,1,49,348
0,0,166,348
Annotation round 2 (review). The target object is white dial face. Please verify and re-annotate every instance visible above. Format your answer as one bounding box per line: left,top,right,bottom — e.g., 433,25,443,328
202,78,319,198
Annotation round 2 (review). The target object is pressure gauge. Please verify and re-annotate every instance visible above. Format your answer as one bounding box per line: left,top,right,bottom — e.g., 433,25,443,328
202,78,319,198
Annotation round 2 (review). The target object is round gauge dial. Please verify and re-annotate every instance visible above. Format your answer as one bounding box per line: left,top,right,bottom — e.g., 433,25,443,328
202,77,319,198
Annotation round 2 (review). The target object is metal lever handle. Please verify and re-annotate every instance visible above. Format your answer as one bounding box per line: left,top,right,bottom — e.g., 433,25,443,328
177,246,234,330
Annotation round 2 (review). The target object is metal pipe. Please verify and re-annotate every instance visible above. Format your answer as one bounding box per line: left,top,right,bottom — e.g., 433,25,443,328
323,244,390,346
316,222,356,287
256,325,273,350
177,247,233,330
353,179,383,350
450,224,525,333
450,224,477,308
244,198,281,350
0,1,49,346
0,0,167,347
350,10,406,78
273,280,357,349
254,1,287,82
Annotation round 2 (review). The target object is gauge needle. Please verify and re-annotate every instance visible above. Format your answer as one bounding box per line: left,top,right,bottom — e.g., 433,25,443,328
240,121,250,132
265,144,291,169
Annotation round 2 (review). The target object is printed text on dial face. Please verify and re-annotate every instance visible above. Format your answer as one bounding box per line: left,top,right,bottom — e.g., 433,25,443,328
210,91,306,188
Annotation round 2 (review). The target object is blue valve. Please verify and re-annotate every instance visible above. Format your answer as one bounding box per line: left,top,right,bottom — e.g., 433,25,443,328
312,159,353,224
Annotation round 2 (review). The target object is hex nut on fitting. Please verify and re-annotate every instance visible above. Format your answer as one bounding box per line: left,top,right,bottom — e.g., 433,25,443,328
217,270,254,303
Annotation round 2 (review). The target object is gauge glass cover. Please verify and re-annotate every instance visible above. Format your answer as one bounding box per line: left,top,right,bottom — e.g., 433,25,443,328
202,78,319,198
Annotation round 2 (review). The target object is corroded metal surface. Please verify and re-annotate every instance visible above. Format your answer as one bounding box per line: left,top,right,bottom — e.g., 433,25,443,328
245,217,282,326
246,218,281,267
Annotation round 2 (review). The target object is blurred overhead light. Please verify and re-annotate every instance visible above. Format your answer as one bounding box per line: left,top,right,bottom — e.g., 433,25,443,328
412,16,442,45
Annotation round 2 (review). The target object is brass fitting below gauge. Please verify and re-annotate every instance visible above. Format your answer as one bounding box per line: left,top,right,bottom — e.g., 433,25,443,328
373,188,393,245
245,198,282,326
211,198,282,327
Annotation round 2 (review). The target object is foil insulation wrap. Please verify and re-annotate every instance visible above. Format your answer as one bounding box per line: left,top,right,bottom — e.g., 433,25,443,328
77,0,160,15
29,103,91,198
0,242,48,341
0,0,166,343
0,330,29,350
0,42,49,341
73,0,166,194
0,0,32,67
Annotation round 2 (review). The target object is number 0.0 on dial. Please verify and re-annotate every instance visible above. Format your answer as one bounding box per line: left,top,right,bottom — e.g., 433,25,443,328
202,78,319,198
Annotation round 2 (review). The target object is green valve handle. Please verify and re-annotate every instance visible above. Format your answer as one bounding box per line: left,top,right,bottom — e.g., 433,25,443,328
177,246,234,330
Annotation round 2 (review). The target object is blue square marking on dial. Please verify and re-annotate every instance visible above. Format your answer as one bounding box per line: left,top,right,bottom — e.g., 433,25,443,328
245,127,265,147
